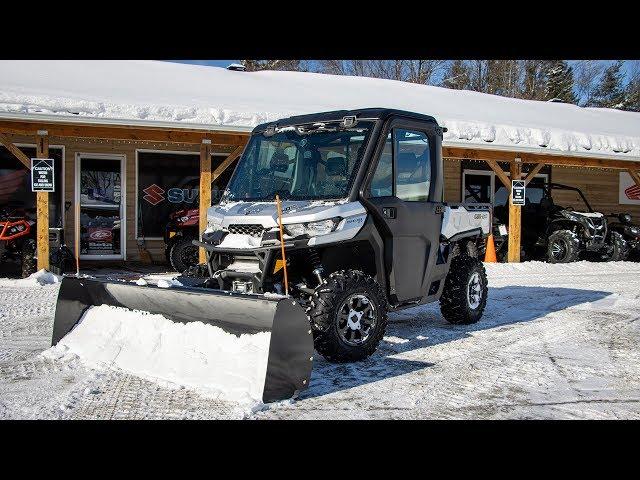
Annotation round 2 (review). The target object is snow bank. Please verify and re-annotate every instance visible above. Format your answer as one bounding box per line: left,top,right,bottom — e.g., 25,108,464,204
0,60,639,161
44,305,271,405
0,269,61,287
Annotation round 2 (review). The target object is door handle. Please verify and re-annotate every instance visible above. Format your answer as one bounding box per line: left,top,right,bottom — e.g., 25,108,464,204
382,207,396,219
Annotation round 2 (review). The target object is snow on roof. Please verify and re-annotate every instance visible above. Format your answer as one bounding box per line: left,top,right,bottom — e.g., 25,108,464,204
1,60,639,161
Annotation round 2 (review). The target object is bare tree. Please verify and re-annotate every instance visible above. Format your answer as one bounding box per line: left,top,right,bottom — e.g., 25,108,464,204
240,60,308,72
573,60,606,106
318,60,445,85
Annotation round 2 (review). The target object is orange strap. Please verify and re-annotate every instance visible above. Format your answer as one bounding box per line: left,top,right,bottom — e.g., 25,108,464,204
275,195,289,296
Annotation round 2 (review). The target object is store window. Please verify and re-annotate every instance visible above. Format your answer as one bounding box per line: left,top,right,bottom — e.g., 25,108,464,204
0,145,63,226
136,151,236,238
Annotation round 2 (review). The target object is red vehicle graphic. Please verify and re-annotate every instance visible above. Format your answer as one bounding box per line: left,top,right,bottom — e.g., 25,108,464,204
625,184,640,201
88,227,113,242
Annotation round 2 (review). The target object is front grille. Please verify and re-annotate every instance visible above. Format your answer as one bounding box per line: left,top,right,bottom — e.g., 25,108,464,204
227,224,265,238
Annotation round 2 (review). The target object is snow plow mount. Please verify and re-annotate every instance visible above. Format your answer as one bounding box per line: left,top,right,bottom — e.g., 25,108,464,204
52,276,314,403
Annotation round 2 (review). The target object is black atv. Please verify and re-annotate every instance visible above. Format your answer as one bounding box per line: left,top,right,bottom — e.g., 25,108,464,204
494,183,623,263
606,212,640,261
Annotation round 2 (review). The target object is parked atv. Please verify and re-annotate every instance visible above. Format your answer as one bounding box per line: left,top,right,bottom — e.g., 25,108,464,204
164,208,199,272
606,212,640,260
0,204,74,277
494,183,620,263
163,180,229,272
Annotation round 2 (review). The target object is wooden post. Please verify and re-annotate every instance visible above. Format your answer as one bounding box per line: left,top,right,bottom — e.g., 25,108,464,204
199,139,212,264
36,132,50,271
507,160,522,263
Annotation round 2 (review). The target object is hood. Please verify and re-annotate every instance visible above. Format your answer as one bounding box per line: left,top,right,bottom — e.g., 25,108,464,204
208,199,365,229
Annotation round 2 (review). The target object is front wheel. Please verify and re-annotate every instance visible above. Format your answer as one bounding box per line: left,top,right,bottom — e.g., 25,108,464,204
440,255,488,325
309,270,388,363
547,229,580,263
169,235,198,272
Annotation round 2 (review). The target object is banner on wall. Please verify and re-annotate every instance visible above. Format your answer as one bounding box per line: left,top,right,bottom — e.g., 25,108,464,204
619,172,640,205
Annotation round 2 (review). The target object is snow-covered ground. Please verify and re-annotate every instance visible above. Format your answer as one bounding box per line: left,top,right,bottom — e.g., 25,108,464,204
1,261,639,420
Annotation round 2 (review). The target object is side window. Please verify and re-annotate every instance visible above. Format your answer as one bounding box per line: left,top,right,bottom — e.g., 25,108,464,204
395,129,431,202
370,133,393,197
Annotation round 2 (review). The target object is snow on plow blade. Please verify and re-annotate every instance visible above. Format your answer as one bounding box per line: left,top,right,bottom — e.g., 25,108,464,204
52,276,314,403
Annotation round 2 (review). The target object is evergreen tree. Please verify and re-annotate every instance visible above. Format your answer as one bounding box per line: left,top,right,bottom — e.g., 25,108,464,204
623,76,640,112
440,60,471,90
544,60,577,103
587,61,626,108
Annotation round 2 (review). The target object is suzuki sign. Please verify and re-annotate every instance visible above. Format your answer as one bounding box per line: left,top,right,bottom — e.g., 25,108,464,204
142,184,198,205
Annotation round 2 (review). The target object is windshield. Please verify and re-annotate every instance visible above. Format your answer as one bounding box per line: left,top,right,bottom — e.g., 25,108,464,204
223,121,374,202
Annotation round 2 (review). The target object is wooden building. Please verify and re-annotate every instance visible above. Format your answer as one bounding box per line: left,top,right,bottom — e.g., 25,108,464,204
1,60,639,269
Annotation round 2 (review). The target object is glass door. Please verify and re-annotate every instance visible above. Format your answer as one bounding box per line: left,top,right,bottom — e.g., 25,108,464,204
76,154,125,260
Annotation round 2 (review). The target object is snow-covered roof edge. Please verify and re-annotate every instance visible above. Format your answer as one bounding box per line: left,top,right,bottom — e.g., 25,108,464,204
1,60,639,163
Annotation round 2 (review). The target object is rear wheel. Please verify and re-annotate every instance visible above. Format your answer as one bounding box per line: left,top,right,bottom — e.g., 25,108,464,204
169,235,198,272
309,270,387,363
547,229,580,263
440,255,488,325
21,239,37,278
603,231,628,261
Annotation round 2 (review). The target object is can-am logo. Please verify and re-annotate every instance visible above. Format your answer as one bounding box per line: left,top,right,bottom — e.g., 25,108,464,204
143,184,198,205
625,184,640,201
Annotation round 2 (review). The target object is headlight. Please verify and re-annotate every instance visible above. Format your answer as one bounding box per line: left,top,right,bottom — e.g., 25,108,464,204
207,215,223,231
285,218,339,237
561,210,579,220
620,213,632,224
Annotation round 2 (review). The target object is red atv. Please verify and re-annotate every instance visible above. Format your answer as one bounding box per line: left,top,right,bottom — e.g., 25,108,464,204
0,206,38,277
0,204,75,278
164,207,199,272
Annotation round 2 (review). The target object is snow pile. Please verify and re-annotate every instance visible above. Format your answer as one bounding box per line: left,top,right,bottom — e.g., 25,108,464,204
44,305,271,405
218,233,262,249
27,269,61,285
156,278,183,288
0,60,639,160
0,269,61,287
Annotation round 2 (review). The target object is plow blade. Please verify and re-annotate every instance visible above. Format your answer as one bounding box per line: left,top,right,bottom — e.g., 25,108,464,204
52,276,314,403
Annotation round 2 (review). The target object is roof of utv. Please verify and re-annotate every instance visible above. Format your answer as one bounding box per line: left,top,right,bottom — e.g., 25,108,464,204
252,108,438,132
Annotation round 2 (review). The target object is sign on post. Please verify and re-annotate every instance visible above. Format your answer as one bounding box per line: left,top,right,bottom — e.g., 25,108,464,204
511,179,525,206
31,158,55,192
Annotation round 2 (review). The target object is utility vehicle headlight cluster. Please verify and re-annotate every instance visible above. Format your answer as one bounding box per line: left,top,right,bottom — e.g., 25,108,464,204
207,215,223,231
285,218,340,237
